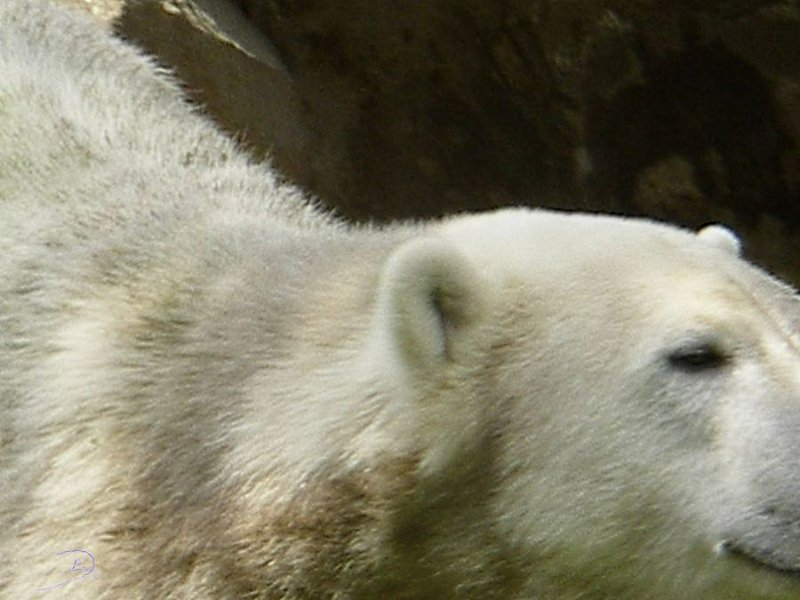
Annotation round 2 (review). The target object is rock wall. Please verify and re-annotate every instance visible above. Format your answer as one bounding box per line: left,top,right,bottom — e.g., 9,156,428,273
100,1,800,281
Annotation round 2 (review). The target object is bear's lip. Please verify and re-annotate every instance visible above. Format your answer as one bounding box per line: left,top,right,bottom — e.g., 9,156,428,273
721,509,800,574
721,539,800,574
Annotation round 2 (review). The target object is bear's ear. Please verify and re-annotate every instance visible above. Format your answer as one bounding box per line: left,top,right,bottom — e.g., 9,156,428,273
374,237,487,374
696,224,741,257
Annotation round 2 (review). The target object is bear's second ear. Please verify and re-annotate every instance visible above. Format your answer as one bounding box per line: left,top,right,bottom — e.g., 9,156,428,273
696,224,742,256
373,237,487,374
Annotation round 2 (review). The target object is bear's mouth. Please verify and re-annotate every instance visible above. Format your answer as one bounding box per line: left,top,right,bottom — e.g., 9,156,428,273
721,509,800,575
721,539,800,574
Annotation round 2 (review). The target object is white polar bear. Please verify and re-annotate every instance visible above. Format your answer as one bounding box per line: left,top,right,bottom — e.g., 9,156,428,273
2,1,800,599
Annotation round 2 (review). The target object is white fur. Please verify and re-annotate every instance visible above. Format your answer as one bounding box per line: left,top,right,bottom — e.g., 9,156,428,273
3,1,800,599
697,224,743,256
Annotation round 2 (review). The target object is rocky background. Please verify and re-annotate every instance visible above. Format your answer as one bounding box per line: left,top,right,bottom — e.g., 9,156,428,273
60,0,800,283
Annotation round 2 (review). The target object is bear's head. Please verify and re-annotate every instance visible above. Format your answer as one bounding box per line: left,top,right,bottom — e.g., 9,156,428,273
371,208,800,599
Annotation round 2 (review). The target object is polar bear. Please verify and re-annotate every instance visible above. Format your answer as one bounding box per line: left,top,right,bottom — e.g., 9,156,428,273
2,1,800,599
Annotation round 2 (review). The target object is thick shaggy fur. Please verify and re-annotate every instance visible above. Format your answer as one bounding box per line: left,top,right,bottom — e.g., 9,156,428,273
3,1,800,598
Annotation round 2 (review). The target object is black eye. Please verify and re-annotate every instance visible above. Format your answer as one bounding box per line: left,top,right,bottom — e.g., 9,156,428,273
668,341,729,372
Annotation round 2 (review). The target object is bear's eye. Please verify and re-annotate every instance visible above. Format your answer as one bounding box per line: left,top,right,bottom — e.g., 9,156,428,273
667,341,729,373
